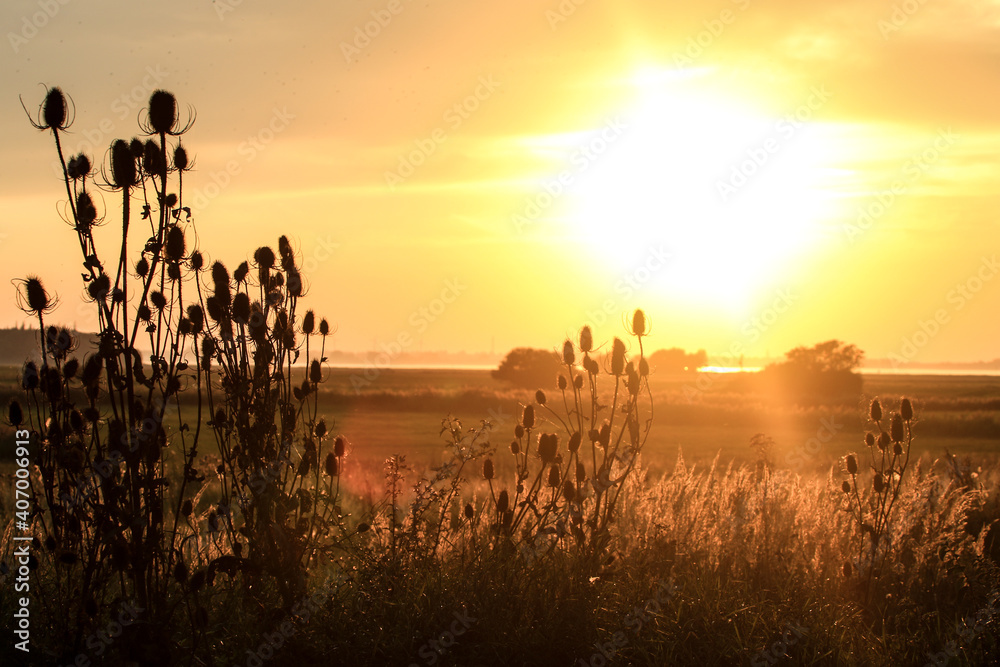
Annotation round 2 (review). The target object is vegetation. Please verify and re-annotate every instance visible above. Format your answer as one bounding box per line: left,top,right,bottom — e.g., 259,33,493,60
757,339,864,403
1,88,999,666
491,346,563,389
647,347,708,374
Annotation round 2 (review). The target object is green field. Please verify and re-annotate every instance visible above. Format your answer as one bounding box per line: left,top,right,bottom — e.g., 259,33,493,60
3,366,998,480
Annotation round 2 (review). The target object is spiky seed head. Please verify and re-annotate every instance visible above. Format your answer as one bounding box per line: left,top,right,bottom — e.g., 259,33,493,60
562,480,576,503
8,401,23,427
483,458,494,480
497,490,509,514
187,305,204,334
135,257,150,278
535,389,546,406
893,442,903,457
510,440,520,455
632,309,646,336
842,480,851,494
190,251,204,271
890,414,904,442
568,431,581,453
150,291,166,310
173,144,189,171
136,304,151,322
584,357,599,376
879,431,890,450
110,139,136,189
522,405,534,429
43,87,67,130
310,359,322,383
22,277,50,313
870,399,882,422
22,361,39,390
576,461,586,483
873,472,885,493
148,90,177,134
319,319,330,336
324,452,339,477
254,246,275,269
464,503,474,520
558,375,567,390
334,436,346,457
846,454,858,475
865,432,875,448
563,340,575,365
233,261,249,284
165,225,185,262
302,311,315,335
514,424,524,439
143,140,165,178
314,419,327,439
87,274,110,301
579,326,593,353
901,398,913,421
232,293,250,323
129,137,144,158
547,465,560,488
611,338,627,375
598,421,611,448
67,154,90,179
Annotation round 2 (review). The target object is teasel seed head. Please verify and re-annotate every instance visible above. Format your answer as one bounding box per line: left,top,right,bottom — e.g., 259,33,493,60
8,400,23,427
190,251,204,271
302,311,315,335
464,503,474,520
841,480,851,494
879,431,890,450
576,461,586,483
562,480,576,503
611,338,626,376
579,326,593,353
873,472,885,493
319,319,330,336
514,424,524,439
563,340,575,365
310,359,322,384
510,440,520,455
901,398,913,422
233,261,249,284
865,432,875,449
482,458,494,480
893,442,903,457
890,414,904,443
20,277,53,314
67,153,91,180
870,399,882,422
165,225,186,262
631,309,646,336
557,375,568,390
324,452,339,477
173,144,189,171
846,454,858,475
547,465,560,488
538,433,558,463
568,431,581,453
148,90,178,135
232,293,250,323
334,436,346,457
497,489,509,514
535,389,546,406
521,405,534,429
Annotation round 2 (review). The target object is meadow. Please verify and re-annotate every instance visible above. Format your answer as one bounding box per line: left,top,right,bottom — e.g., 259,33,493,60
2,86,999,667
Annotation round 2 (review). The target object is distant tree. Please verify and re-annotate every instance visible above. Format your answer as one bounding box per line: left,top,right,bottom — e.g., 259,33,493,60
648,347,708,374
492,347,563,389
759,340,864,402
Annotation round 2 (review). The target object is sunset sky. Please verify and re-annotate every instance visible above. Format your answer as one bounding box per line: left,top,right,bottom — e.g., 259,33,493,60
2,0,999,364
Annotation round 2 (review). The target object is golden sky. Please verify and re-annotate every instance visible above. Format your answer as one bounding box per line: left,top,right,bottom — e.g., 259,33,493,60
2,0,999,363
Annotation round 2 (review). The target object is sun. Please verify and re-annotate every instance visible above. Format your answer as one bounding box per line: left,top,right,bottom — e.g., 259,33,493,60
560,67,853,314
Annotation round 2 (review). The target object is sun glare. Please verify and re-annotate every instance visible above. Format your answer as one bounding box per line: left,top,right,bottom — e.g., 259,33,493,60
562,67,853,314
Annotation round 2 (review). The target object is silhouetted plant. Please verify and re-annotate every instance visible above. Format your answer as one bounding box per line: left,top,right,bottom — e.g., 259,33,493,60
12,86,339,662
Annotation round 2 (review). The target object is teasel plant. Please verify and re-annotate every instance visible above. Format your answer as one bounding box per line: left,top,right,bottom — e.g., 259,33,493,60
488,309,654,566
839,397,914,603
12,86,342,661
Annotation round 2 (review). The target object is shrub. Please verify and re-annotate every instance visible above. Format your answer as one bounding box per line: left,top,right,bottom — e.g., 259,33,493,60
491,347,563,389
